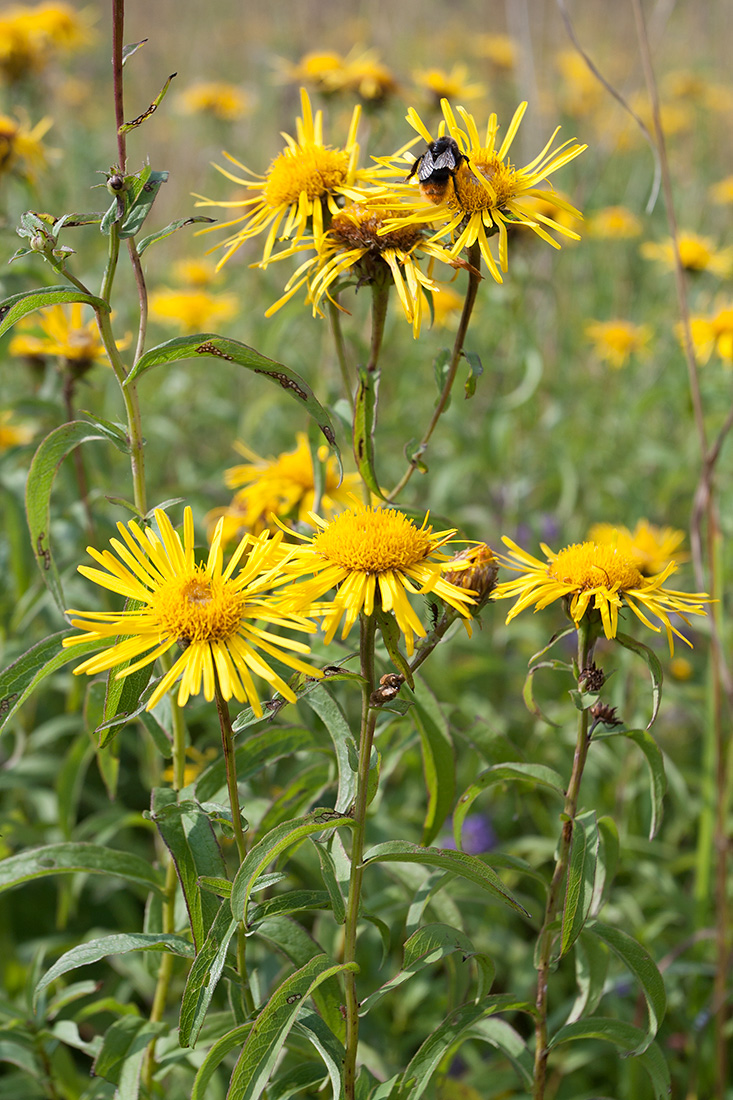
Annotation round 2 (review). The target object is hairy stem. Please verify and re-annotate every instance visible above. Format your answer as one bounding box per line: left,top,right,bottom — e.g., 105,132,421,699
343,613,378,1100
533,620,594,1100
329,296,353,399
387,243,481,502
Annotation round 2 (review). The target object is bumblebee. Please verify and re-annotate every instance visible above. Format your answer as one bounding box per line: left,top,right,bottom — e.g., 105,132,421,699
406,136,467,204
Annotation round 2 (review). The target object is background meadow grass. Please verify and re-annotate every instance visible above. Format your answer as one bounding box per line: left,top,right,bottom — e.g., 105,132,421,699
1,1,732,1097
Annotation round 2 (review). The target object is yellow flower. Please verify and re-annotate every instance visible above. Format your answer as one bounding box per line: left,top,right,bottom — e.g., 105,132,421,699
171,258,219,286
212,432,360,539
178,81,250,121
585,319,653,369
197,87,379,267
681,305,733,365
413,65,486,106
374,99,585,283
586,205,642,239
709,175,733,206
329,48,398,103
0,112,52,181
264,204,459,337
281,504,476,655
669,657,693,682
517,189,582,242
492,537,707,653
555,50,604,117
640,232,733,277
0,1,92,81
162,745,218,786
588,521,687,576
63,507,321,715
148,288,238,333
473,34,518,70
0,409,34,448
8,303,109,369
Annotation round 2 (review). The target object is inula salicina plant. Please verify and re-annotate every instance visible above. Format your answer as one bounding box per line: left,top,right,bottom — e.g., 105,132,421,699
1,1,731,1098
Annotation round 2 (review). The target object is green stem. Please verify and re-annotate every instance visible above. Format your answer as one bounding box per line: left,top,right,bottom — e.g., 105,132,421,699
386,243,481,503
355,274,391,505
343,613,378,1100
214,674,256,1017
328,296,353,399
532,619,595,1100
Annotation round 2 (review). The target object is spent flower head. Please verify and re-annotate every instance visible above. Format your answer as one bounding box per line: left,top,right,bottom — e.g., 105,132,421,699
63,507,321,715
492,537,707,653
280,504,477,655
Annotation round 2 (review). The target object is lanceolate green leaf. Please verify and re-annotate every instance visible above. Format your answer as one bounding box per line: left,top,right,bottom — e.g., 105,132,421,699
191,1024,253,1100
587,921,667,1051
548,1019,670,1099
34,933,193,1007
359,923,478,1014
195,726,327,802
413,681,455,847
125,334,339,457
362,841,529,917
560,810,599,958
353,364,385,498
225,956,358,1100
599,727,667,839
0,843,165,898
291,1012,346,1100
0,630,100,736
454,763,565,849
566,930,609,1024
92,1016,167,1092
300,686,358,813
614,631,663,727
179,898,238,1048
137,216,215,255
230,810,355,926
26,421,127,611
0,286,109,338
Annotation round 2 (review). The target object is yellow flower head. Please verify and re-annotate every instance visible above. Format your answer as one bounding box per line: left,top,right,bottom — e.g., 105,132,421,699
0,409,34,449
178,81,250,121
413,65,486,106
555,49,605,117
63,507,321,715
264,203,459,336
0,111,51,181
171,258,219,286
148,287,238,334
493,537,707,653
373,99,585,283
640,232,733,277
681,304,733,366
709,175,733,206
586,205,642,240
197,87,379,267
212,432,360,539
284,50,345,91
8,303,109,370
473,34,518,70
281,504,476,655
588,521,687,576
0,1,92,81
585,318,653,369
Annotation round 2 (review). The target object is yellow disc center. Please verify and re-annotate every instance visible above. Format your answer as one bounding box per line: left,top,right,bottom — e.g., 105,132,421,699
549,542,643,591
313,508,433,573
153,568,245,642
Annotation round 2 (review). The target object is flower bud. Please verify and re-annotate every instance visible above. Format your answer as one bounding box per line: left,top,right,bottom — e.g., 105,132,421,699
444,543,498,604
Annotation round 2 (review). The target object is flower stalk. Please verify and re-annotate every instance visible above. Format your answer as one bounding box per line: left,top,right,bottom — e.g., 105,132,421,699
343,611,378,1100
532,618,596,1100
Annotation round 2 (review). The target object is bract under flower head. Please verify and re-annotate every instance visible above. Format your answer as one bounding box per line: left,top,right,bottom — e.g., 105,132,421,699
63,507,321,716
492,537,707,653
196,88,380,267
371,99,585,283
280,504,476,655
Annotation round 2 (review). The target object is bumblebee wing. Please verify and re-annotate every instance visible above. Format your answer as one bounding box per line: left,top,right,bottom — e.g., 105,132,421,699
431,148,458,171
417,147,437,179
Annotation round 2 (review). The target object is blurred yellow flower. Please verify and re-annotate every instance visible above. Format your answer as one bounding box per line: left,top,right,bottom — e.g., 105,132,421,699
555,49,603,117
0,1,92,81
162,745,218,786
413,64,486,105
669,656,693,682
197,87,381,267
8,303,109,370
709,175,733,205
281,504,476,655
178,81,250,121
149,288,238,333
586,205,642,239
0,409,34,448
640,232,733,277
63,507,321,716
374,99,584,283
283,50,345,91
587,521,687,576
474,33,517,70
681,305,733,366
422,280,464,328
212,432,360,540
0,112,52,182
585,318,653,369
283,48,397,102
493,537,707,653
171,258,219,286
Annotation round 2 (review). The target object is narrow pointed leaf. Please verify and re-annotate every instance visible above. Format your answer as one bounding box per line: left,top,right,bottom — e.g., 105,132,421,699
454,763,564,849
413,681,455,847
548,1019,670,1099
0,630,100,735
353,365,385,497
0,286,109,338
614,631,663,727
560,810,599,958
599,727,666,838
137,216,216,255
301,685,358,813
359,923,477,1014
587,921,666,1050
290,1012,345,1100
362,841,529,916
179,898,238,1048
566,930,609,1024
0,843,165,897
125,334,339,457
